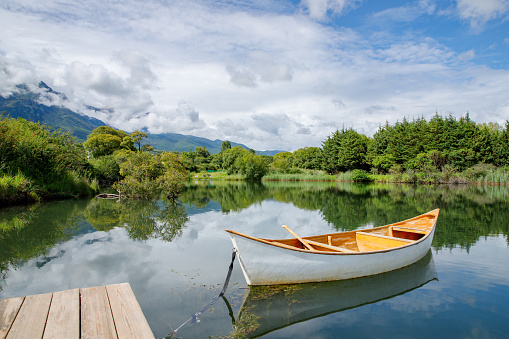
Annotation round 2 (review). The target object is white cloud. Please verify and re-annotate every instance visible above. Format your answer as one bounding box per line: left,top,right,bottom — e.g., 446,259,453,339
300,0,362,20
0,1,508,151
456,0,509,29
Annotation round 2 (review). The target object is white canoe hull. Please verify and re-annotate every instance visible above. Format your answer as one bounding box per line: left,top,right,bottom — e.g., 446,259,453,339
228,210,438,285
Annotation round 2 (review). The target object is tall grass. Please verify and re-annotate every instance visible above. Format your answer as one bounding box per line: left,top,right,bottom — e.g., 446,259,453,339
0,172,40,205
263,170,335,181
44,170,99,198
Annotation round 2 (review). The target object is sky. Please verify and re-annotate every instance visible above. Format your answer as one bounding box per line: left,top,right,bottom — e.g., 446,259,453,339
1,0,508,151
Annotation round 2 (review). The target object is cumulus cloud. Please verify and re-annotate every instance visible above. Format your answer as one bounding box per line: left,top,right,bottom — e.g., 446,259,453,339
1,0,508,151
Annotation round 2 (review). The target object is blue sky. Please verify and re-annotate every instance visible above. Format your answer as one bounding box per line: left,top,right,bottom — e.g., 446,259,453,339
1,0,508,151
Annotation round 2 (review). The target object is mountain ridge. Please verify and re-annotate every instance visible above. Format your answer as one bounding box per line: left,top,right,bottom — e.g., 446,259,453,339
0,82,284,155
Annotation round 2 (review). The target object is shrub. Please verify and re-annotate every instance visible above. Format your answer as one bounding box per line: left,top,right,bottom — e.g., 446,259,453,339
350,169,371,182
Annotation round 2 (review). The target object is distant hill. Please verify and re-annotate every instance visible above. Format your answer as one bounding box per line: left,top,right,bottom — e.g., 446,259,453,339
0,82,284,155
0,82,104,140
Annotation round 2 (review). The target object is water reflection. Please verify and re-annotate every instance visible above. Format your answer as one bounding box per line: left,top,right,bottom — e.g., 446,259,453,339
231,251,437,338
0,182,508,338
181,181,509,250
85,199,190,242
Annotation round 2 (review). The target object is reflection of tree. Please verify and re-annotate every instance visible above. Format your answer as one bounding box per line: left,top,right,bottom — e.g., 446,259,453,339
180,181,269,214
84,199,190,242
182,181,509,251
0,200,89,291
84,199,121,231
119,200,189,242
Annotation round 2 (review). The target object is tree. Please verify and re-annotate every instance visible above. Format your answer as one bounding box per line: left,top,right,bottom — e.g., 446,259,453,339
221,140,232,152
292,147,322,170
321,128,369,174
113,151,188,199
84,126,128,157
130,131,148,151
271,152,293,173
238,152,269,180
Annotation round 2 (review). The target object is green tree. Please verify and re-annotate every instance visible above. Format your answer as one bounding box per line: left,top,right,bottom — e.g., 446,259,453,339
221,140,232,152
292,147,321,170
321,128,369,173
83,126,129,157
238,153,269,180
130,130,148,151
112,151,187,199
271,152,293,173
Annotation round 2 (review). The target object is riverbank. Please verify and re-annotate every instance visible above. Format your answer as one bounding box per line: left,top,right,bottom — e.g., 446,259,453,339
192,164,509,185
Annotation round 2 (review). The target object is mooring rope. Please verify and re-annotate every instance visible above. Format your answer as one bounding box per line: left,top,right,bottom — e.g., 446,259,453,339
165,248,237,339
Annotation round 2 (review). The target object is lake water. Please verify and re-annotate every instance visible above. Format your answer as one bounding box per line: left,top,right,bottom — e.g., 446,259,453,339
1,181,508,338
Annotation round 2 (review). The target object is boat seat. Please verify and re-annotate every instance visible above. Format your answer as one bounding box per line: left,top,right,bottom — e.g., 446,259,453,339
305,239,357,253
356,231,413,252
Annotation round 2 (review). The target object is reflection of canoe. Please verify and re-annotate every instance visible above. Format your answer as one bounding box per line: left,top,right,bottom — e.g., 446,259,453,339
226,209,439,285
233,251,437,338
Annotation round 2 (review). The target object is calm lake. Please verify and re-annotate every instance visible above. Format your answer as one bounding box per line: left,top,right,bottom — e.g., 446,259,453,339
1,181,508,338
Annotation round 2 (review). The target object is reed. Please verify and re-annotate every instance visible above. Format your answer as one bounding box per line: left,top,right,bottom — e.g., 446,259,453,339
0,172,40,205
263,171,335,181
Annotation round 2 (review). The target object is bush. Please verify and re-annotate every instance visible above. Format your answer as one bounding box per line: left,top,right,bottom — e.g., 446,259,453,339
113,152,188,199
0,116,96,199
350,169,371,182
0,172,40,205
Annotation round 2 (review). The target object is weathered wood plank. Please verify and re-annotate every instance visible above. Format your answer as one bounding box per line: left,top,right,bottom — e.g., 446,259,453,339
6,293,52,339
81,286,118,339
106,283,155,339
0,297,24,339
43,288,79,339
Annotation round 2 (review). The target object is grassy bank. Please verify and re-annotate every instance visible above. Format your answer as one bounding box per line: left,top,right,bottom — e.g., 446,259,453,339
190,165,509,185
0,116,99,207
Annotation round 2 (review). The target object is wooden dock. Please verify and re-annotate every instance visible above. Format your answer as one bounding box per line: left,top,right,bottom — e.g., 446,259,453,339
0,283,155,339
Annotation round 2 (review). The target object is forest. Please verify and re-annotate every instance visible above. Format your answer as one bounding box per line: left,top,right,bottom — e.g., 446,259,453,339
1,112,508,206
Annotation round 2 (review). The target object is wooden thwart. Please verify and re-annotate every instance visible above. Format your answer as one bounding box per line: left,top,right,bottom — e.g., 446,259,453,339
0,283,154,339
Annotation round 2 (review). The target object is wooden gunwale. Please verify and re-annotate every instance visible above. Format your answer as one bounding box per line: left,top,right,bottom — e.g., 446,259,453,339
226,209,439,256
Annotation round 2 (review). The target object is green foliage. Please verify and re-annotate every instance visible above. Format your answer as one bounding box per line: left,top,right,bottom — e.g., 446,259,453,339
350,169,371,182
292,147,322,170
83,126,130,157
0,116,96,201
368,113,506,173
85,198,189,241
113,151,188,199
0,172,39,205
88,154,122,184
221,140,232,152
240,152,269,181
130,130,148,151
321,128,369,174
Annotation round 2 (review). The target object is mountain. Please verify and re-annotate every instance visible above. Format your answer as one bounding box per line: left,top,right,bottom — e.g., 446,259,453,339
0,82,284,155
0,82,105,140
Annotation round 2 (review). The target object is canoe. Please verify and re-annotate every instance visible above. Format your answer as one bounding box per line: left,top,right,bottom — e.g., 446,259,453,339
226,208,439,285
232,251,437,338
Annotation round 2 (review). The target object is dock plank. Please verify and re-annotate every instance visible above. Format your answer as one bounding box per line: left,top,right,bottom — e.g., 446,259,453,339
106,283,155,339
81,286,118,339
0,296,24,339
6,293,52,339
43,288,79,339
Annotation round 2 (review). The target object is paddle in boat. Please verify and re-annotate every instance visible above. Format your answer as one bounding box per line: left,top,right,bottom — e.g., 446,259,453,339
226,208,439,285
